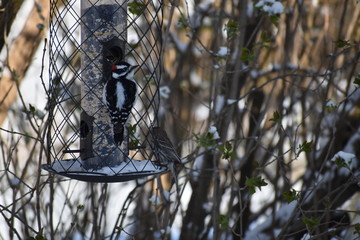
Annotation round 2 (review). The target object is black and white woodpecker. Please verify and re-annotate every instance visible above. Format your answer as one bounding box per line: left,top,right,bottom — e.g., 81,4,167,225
103,61,138,145
150,127,182,193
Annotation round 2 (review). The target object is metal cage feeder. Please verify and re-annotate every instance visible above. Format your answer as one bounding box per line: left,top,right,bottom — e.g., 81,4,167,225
42,0,167,182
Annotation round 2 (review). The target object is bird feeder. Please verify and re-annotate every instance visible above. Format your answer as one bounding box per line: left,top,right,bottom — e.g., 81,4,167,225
42,0,166,182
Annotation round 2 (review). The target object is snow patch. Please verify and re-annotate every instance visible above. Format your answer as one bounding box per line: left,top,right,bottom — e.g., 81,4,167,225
245,201,297,239
301,233,312,240
195,104,210,121
215,95,225,115
159,86,171,99
227,99,237,105
217,46,229,57
331,151,357,176
213,64,220,69
326,99,336,108
255,0,284,15
149,194,161,206
202,203,212,212
208,126,220,140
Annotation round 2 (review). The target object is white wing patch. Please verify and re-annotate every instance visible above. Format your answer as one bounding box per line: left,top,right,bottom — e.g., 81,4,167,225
116,81,125,109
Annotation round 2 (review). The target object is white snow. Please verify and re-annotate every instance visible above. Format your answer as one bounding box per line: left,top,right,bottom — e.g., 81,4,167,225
255,0,284,16
202,203,212,212
149,194,161,206
301,233,312,240
9,177,21,188
326,99,336,108
330,150,357,176
268,62,281,71
247,2,254,17
331,151,356,164
208,126,220,140
286,62,298,70
250,69,265,78
217,46,229,57
159,86,171,99
245,201,297,239
227,99,237,105
215,95,225,115
271,2,285,15
195,104,210,121
162,190,170,201
190,71,203,87
331,151,356,169
170,32,188,53
45,158,167,178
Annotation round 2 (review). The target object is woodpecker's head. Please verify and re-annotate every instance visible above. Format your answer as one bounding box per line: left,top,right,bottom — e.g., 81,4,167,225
111,61,138,80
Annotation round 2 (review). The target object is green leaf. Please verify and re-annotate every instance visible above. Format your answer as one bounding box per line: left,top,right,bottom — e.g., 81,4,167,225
225,141,232,151
302,216,320,228
194,132,217,148
334,156,351,170
128,0,146,16
129,124,140,147
297,140,313,157
255,31,272,49
26,104,45,119
219,141,236,160
245,176,268,195
270,15,280,25
353,223,360,236
77,204,85,210
177,15,188,29
325,100,337,113
129,124,137,135
354,74,360,86
29,104,36,114
27,228,47,240
269,110,282,124
222,141,236,159
129,42,140,50
225,20,239,39
218,214,229,229
334,39,350,48
283,189,299,203
240,47,255,62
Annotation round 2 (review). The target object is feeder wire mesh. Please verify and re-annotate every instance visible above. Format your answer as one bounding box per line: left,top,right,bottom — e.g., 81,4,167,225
43,0,166,182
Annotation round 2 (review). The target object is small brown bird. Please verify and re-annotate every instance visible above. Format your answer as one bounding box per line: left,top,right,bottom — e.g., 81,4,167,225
150,127,182,193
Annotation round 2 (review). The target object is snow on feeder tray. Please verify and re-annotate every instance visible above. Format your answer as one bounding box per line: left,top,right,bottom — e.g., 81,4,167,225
42,0,166,182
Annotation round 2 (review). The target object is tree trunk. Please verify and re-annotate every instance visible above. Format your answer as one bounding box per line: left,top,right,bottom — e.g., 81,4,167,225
0,0,49,125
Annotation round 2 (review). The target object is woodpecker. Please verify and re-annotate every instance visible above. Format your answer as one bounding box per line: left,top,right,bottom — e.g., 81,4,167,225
103,61,138,145
150,127,182,193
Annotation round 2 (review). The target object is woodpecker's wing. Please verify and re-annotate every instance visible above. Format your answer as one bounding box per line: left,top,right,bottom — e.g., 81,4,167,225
122,80,137,109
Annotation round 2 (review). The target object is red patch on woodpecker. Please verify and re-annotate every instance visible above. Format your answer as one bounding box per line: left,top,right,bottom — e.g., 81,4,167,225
111,65,117,70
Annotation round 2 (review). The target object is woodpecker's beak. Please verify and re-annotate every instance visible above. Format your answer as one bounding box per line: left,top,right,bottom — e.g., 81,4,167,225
130,65,139,71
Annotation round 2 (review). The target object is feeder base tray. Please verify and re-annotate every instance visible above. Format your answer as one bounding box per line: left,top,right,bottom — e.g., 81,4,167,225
41,158,168,183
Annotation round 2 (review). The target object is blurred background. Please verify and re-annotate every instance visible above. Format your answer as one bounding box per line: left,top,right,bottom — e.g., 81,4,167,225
0,0,360,239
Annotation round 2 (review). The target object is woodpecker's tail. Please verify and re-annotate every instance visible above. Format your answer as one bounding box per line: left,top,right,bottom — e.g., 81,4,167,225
113,123,124,145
